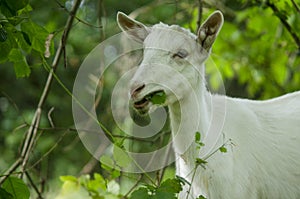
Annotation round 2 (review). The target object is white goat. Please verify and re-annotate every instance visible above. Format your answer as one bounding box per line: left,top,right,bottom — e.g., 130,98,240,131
117,11,300,199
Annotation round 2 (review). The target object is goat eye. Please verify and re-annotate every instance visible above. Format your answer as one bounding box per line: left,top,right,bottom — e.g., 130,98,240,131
172,49,188,59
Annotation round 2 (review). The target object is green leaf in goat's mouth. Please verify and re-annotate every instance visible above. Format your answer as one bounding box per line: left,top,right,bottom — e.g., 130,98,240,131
146,90,166,105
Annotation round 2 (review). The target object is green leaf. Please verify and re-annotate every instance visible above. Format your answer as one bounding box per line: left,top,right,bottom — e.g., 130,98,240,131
147,91,166,105
60,175,78,183
0,24,17,63
113,145,131,168
154,191,175,199
100,154,120,178
175,175,190,186
86,173,107,193
14,31,31,53
219,146,227,153
8,48,31,78
195,131,205,149
17,4,32,16
195,158,207,166
2,176,30,199
0,188,13,199
56,178,91,199
21,20,48,53
4,0,29,13
0,27,8,42
195,132,201,142
100,155,114,169
130,187,151,199
197,195,207,199
21,31,31,46
157,178,182,194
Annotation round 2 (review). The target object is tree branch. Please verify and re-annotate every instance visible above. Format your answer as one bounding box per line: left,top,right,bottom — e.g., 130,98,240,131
196,0,203,32
291,0,300,13
0,158,21,184
266,0,300,49
0,0,82,185
25,171,43,199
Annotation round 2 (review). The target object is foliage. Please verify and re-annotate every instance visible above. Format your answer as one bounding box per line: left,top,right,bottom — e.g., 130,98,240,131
130,178,183,199
55,174,120,199
0,177,29,199
146,91,167,105
0,0,299,198
0,0,51,78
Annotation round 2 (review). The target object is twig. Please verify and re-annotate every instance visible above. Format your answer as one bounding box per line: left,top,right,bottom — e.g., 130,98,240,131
291,0,300,13
63,45,67,68
97,0,106,41
185,166,199,199
0,158,21,184
20,108,42,175
157,143,173,186
55,0,102,29
122,174,144,199
266,0,300,49
79,144,107,175
0,0,82,185
12,123,28,134
47,107,55,128
19,1,75,170
196,0,203,32
25,171,43,199
27,130,69,170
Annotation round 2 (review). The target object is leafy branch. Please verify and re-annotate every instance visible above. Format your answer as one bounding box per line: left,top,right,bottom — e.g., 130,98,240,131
0,0,82,188
265,0,300,50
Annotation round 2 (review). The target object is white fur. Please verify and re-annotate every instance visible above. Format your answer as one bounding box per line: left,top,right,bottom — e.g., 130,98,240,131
117,11,300,199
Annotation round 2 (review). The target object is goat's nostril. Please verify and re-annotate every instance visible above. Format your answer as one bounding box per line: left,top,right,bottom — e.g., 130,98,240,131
131,84,145,98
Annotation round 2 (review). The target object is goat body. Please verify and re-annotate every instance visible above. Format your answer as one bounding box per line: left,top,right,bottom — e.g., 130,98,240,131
173,91,300,198
117,11,300,198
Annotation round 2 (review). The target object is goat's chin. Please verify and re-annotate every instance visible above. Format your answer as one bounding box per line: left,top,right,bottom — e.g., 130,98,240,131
129,106,151,127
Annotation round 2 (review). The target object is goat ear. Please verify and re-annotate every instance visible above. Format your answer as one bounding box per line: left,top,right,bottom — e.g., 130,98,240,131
197,11,224,51
117,12,149,43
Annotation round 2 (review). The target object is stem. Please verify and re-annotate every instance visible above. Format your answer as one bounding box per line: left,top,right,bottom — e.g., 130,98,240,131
185,166,199,199
122,174,144,199
157,143,173,186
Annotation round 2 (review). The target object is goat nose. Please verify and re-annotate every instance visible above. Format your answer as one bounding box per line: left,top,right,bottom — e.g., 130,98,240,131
130,84,145,98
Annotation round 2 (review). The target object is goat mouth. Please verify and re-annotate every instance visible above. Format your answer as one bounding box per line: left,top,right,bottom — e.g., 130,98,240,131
133,90,166,110
133,98,149,109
